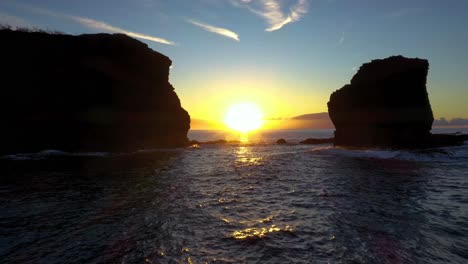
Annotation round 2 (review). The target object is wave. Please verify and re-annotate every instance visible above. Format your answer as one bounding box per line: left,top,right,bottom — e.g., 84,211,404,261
2,141,466,162
0,147,189,160
1,149,111,160
311,143,468,162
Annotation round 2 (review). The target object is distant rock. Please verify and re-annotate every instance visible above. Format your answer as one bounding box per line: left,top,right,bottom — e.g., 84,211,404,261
0,29,190,154
300,138,334,145
207,139,228,144
282,112,334,129
291,112,330,121
276,138,287,144
189,139,228,145
328,56,435,147
189,140,201,145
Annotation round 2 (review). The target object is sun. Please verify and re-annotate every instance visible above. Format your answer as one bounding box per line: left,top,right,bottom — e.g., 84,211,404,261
224,103,264,132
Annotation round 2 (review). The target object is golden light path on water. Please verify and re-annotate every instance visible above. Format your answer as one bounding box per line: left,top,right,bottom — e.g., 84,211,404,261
4,128,466,263
229,145,295,240
232,225,294,240
235,145,264,166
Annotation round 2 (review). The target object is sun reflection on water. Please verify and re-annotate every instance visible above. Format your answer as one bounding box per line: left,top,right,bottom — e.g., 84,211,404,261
232,225,293,240
240,132,249,143
235,146,264,166
228,130,262,144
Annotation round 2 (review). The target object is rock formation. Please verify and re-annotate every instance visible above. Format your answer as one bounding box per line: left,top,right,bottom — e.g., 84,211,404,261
0,29,190,154
328,56,434,147
276,138,287,144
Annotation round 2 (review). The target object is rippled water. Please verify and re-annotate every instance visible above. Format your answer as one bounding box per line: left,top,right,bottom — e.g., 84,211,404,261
1,129,468,263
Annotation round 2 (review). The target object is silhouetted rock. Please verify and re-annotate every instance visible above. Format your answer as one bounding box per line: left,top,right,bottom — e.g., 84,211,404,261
197,139,228,145
328,56,436,147
430,134,468,146
300,138,334,145
189,140,201,145
276,138,287,144
0,29,190,154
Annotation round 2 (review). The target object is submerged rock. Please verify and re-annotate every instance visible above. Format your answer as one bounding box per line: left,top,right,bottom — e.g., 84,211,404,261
328,56,435,147
0,29,190,154
276,138,287,144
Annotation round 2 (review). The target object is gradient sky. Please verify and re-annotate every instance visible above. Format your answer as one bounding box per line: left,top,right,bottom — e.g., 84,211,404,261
1,0,467,122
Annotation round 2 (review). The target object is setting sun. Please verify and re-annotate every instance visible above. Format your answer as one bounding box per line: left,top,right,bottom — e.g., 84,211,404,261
224,103,264,132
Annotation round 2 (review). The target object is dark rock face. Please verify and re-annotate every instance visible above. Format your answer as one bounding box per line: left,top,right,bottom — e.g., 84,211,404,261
328,56,434,147
0,29,190,154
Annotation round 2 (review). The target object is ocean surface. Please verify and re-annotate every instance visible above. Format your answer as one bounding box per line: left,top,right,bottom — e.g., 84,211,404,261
1,129,468,263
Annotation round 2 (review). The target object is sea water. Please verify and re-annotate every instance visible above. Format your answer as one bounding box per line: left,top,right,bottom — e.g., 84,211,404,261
1,129,467,263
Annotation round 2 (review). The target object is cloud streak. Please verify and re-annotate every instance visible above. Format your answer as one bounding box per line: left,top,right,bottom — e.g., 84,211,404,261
16,4,175,45
385,7,424,18
69,16,176,45
186,19,239,41
233,0,309,31
434,117,468,127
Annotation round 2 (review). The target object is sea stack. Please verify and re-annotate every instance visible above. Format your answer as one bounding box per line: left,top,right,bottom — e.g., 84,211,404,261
0,29,190,154
328,56,434,147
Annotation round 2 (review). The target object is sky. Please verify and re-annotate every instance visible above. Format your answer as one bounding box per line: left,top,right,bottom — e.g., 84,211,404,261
1,0,467,125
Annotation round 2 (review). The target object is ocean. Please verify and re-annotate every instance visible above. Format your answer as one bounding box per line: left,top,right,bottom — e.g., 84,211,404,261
1,129,467,263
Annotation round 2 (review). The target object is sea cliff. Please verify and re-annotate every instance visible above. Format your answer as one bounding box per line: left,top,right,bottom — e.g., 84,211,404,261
0,29,190,154
328,56,465,147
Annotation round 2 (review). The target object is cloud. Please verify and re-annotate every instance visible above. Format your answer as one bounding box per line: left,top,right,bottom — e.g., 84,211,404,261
186,19,239,41
0,12,31,28
434,117,468,127
232,0,309,31
339,31,345,44
70,16,176,45
339,22,352,45
385,7,424,18
16,4,175,45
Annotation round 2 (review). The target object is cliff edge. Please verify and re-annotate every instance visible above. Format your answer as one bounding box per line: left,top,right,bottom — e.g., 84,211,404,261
0,29,190,154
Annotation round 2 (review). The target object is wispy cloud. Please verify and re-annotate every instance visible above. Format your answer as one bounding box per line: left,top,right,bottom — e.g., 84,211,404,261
385,7,424,18
16,4,175,45
339,22,353,45
232,0,309,32
186,19,239,41
339,31,345,44
70,16,175,45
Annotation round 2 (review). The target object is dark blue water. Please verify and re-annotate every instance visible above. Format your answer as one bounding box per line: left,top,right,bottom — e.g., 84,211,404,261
1,129,467,263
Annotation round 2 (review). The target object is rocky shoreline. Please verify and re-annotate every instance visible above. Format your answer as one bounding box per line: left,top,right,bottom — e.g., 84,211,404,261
189,134,467,147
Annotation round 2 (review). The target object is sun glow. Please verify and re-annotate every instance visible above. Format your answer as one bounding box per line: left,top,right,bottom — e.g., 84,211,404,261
224,103,264,132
